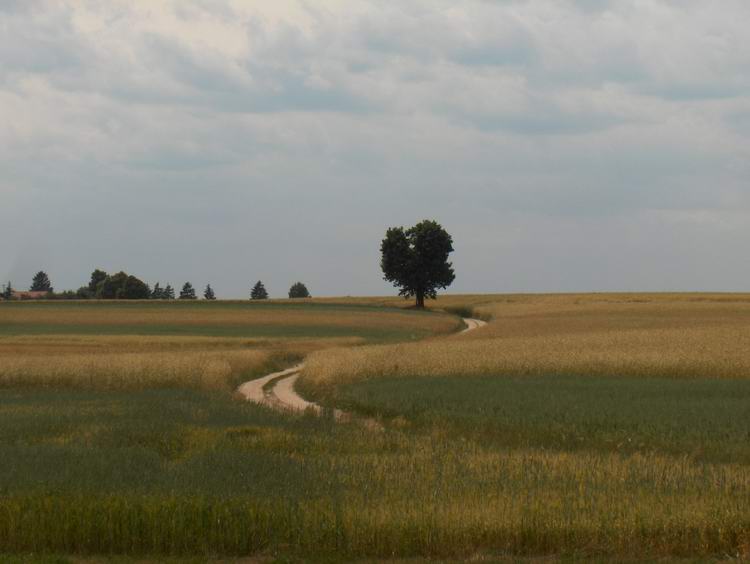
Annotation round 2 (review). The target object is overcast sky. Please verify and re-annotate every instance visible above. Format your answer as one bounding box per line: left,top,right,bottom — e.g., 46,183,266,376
2,1,749,298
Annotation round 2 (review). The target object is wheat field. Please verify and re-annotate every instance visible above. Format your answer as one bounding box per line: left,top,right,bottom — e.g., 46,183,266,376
0,301,458,391
2,296,750,560
0,300,458,334
301,293,750,395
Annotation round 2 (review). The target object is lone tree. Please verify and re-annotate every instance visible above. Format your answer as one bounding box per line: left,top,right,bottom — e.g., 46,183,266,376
288,282,310,299
204,284,216,300
30,271,52,293
380,219,455,308
251,280,268,300
2,282,12,300
179,282,197,300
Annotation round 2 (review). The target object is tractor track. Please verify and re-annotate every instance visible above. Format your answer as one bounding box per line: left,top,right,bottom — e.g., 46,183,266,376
237,317,487,419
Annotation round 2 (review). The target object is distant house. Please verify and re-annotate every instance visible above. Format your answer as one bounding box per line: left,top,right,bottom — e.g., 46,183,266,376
11,290,49,300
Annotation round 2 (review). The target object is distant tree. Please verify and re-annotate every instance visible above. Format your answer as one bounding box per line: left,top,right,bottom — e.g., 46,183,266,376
163,284,175,300
49,290,77,300
30,271,52,292
380,219,455,308
288,282,310,299
151,282,164,299
96,271,150,299
251,280,268,300
2,282,12,300
96,272,126,299
121,276,150,299
179,282,197,300
204,284,216,300
88,269,108,293
161,284,174,300
76,286,93,299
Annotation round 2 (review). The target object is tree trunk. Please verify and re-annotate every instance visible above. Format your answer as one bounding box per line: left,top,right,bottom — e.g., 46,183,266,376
415,289,425,309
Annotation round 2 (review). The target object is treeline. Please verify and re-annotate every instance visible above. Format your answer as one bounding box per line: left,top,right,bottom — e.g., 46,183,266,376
1,271,311,301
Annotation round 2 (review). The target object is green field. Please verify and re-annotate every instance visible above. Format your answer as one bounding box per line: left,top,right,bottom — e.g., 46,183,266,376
0,301,449,341
332,374,750,463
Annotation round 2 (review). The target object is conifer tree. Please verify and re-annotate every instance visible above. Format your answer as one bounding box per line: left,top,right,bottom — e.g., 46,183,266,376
163,284,175,300
2,282,12,300
204,284,216,300
30,271,52,292
179,282,197,300
250,280,268,300
151,282,163,299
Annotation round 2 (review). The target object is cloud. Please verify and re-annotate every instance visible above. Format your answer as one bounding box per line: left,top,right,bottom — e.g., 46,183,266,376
1,0,749,295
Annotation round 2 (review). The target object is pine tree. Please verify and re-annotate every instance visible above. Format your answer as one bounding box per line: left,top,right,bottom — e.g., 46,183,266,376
179,282,197,300
30,271,52,292
250,280,268,300
2,282,12,300
204,284,216,300
288,282,310,299
163,284,175,300
151,282,163,299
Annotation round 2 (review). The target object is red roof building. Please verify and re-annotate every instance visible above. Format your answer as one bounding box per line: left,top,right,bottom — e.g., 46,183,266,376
11,291,49,300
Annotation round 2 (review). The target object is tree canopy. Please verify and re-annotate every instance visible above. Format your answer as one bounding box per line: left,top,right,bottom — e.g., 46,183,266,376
380,219,455,308
30,271,52,292
96,271,150,299
179,282,197,300
288,282,310,299
251,280,268,300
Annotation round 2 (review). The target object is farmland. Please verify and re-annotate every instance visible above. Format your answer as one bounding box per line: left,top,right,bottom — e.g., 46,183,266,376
2,295,750,560
0,301,458,391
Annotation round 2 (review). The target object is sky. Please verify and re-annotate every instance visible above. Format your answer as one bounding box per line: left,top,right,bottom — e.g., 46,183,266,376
1,0,749,298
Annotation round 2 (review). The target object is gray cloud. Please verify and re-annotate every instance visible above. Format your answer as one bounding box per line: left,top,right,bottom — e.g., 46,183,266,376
1,0,749,296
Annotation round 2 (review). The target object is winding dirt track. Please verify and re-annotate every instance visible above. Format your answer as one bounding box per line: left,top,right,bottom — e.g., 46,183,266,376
237,317,487,417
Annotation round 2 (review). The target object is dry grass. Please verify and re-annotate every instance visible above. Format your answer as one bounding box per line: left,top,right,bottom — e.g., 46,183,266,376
302,293,750,395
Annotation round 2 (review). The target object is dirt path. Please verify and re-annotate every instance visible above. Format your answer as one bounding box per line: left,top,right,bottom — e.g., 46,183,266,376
237,317,487,416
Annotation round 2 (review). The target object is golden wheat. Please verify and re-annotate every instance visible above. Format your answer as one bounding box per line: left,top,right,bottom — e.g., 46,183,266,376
0,349,270,390
302,293,750,393
0,302,457,390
